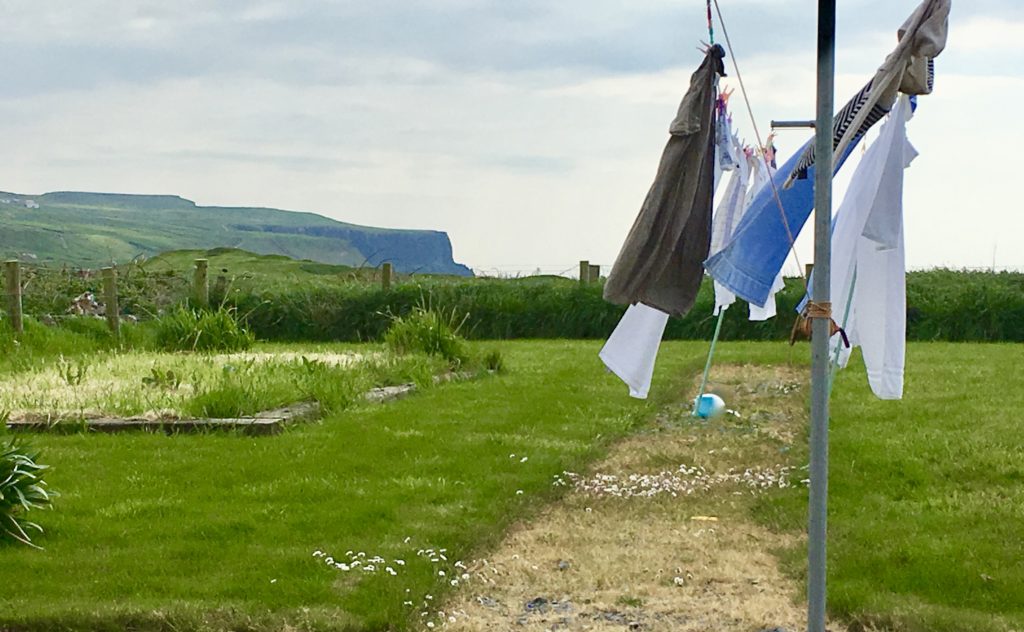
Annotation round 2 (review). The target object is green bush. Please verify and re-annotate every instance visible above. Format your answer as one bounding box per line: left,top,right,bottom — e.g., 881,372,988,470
384,304,469,366
153,306,255,353
14,264,1024,344
0,437,56,548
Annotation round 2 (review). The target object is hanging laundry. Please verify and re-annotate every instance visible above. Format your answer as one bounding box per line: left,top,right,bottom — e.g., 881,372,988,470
746,145,773,209
715,96,740,174
827,95,917,399
603,44,725,317
743,148,784,321
709,134,789,321
704,0,949,308
710,134,751,315
785,0,948,186
599,303,670,399
749,273,785,321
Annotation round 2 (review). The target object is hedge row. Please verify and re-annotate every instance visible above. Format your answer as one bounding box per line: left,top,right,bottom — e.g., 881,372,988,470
226,270,1024,343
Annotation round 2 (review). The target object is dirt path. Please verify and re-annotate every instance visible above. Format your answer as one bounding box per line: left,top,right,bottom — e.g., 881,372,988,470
432,364,850,632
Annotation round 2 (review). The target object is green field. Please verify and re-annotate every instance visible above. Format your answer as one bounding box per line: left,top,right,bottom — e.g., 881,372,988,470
0,338,1020,630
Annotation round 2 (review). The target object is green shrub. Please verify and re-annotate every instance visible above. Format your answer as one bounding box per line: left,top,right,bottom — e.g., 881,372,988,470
153,306,255,352
0,438,56,548
384,304,469,366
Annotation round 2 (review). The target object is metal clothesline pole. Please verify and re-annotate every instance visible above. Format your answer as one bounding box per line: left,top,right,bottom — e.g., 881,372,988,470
809,1,836,631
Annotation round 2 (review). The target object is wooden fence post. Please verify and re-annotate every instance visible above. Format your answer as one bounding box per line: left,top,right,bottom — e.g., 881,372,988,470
579,260,590,284
102,267,119,337
588,264,601,284
212,273,228,304
193,258,209,308
381,262,393,290
4,260,22,334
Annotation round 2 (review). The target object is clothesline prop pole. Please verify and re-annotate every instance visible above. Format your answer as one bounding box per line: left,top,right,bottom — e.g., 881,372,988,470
692,307,726,417
808,1,836,631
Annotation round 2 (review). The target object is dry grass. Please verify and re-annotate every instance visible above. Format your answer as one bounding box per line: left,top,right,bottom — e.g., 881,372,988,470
0,351,369,420
435,364,851,632
212,351,371,367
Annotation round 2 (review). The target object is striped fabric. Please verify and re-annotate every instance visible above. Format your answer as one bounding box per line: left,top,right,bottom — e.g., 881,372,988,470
787,80,891,183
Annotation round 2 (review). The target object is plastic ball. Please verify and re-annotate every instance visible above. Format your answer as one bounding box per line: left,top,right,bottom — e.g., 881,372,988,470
693,393,726,419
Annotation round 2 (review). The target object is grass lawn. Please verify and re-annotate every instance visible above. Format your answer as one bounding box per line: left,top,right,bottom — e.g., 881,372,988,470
0,340,716,631
0,340,1021,631
756,342,1024,632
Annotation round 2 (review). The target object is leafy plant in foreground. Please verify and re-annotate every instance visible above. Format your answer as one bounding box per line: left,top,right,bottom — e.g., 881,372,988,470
0,438,56,548
141,367,182,390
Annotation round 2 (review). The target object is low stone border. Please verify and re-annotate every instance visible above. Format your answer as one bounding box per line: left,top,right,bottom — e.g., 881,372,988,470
5,401,320,436
4,372,474,435
364,383,417,403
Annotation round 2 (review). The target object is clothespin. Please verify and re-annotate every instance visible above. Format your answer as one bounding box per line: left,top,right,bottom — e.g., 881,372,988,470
762,132,777,164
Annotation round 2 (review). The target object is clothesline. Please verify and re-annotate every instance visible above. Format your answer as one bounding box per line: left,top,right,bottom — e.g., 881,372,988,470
711,0,808,288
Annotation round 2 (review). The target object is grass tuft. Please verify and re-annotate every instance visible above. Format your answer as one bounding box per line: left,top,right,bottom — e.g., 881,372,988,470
153,305,255,353
384,302,469,367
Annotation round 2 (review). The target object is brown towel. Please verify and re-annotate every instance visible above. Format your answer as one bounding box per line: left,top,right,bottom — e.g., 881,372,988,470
603,45,725,318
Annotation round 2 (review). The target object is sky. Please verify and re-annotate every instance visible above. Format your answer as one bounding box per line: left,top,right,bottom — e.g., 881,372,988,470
1,0,1019,276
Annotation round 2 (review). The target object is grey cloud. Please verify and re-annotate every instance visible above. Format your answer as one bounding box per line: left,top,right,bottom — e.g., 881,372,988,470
0,1,869,97
157,149,365,172
474,154,574,174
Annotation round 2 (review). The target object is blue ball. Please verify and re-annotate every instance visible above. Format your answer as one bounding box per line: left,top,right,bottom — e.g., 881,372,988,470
693,393,726,419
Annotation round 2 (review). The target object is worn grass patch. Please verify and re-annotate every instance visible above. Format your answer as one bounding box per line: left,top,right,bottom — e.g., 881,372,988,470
437,362,838,631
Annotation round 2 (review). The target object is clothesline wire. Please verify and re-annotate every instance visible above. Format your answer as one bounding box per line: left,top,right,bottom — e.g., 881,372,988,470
694,0,805,415
711,0,810,290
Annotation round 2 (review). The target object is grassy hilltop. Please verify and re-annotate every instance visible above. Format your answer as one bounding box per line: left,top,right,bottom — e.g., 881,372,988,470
0,190,472,276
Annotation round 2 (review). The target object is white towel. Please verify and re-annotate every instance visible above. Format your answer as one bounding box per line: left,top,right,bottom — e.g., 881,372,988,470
830,95,916,400
599,303,670,399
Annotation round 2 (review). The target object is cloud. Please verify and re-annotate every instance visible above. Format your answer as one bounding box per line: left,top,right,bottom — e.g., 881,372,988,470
0,0,1015,273
949,16,1024,53
0,0,948,99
